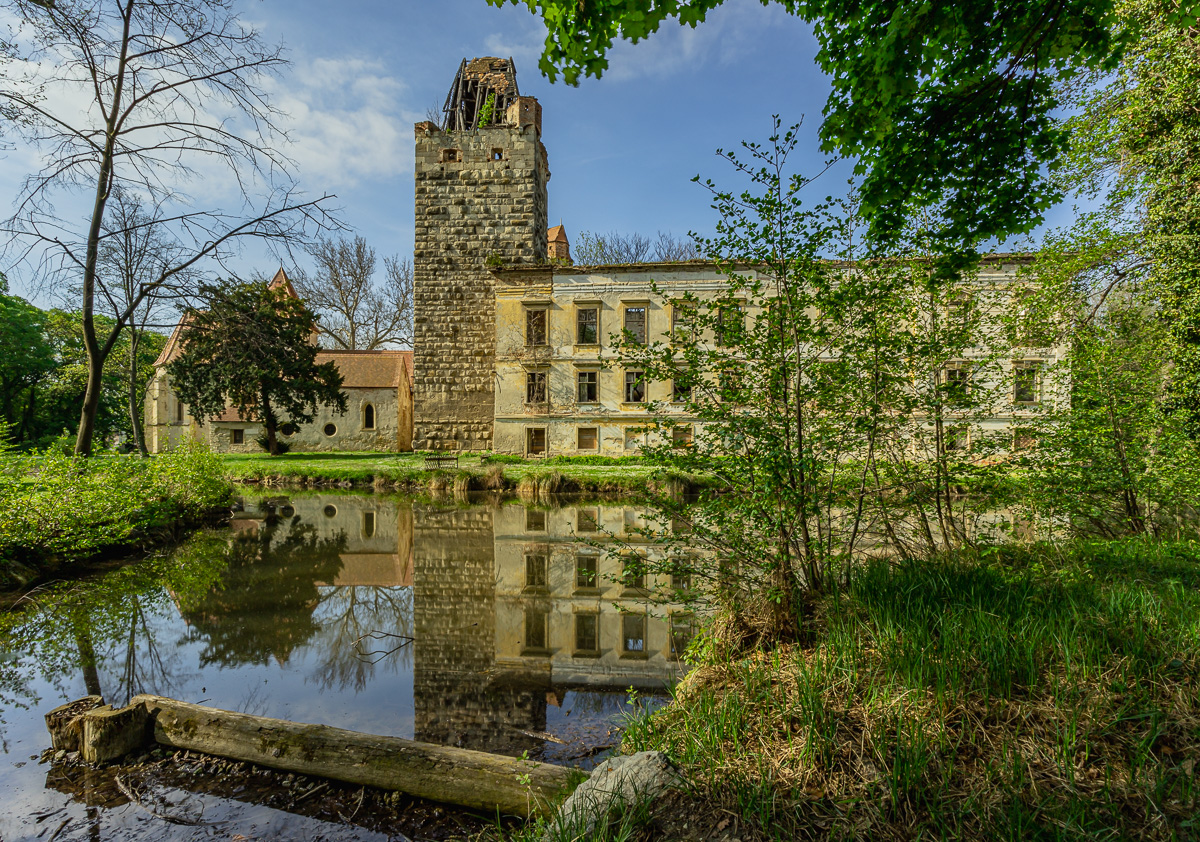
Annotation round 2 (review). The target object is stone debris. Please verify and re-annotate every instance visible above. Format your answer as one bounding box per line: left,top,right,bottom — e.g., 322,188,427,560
546,750,685,840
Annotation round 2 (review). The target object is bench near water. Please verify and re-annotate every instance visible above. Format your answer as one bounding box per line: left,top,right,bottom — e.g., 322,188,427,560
45,694,572,817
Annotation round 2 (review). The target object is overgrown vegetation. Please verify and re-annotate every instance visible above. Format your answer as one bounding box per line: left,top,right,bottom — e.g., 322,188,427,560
623,541,1200,840
0,438,231,585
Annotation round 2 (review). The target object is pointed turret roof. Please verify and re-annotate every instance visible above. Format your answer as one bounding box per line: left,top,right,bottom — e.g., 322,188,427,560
548,224,568,243
268,267,299,299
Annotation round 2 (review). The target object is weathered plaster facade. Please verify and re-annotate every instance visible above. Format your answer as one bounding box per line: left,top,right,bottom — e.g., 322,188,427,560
412,90,550,451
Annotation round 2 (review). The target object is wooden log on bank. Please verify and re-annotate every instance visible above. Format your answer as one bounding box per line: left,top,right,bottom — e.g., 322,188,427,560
131,694,572,817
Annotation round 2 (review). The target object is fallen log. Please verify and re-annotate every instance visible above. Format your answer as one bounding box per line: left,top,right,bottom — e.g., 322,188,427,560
131,694,572,817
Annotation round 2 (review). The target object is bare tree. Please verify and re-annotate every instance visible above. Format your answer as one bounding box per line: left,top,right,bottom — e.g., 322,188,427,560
573,229,698,264
0,0,337,456
293,235,413,350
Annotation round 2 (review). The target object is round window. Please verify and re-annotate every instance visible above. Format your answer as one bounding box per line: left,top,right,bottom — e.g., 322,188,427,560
280,505,295,518
323,423,337,436
323,505,337,518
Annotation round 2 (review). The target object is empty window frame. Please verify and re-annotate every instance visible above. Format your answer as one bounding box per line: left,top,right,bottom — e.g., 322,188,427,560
672,425,694,447
717,303,744,347
672,372,693,403
525,307,548,346
526,427,547,455
672,301,698,342
490,148,504,161
944,425,969,453
575,613,600,655
622,613,646,656
621,555,646,591
1013,428,1037,450
439,148,461,163
577,426,599,450
526,370,548,404
623,306,647,345
576,507,599,534
575,551,600,590
624,370,646,403
526,509,546,532
231,428,244,445
577,307,599,344
362,510,376,539
524,551,548,590
577,369,599,403
669,612,694,660
524,608,549,653
1014,364,1040,404
363,403,375,430
941,366,970,404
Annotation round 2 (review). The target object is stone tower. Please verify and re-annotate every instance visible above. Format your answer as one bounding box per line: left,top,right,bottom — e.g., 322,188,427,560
412,57,550,451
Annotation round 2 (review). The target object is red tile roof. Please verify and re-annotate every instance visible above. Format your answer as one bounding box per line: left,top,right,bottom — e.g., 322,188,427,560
548,224,568,243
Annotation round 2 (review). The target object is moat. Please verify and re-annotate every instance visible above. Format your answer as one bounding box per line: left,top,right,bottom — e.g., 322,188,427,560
0,492,686,841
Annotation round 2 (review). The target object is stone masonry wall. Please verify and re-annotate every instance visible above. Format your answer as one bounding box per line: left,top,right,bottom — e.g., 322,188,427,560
412,119,549,451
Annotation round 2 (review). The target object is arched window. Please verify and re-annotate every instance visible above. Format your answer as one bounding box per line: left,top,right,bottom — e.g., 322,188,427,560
363,404,375,430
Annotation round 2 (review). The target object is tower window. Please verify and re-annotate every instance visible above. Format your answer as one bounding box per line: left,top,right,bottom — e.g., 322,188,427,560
491,148,504,161
440,148,461,163
363,404,375,430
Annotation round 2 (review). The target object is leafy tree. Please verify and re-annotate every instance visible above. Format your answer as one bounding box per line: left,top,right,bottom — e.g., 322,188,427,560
487,0,1127,248
292,235,414,350
0,0,335,457
0,279,56,444
168,281,347,455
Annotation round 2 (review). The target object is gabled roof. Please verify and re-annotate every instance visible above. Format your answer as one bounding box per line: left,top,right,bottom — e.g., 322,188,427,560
548,224,568,243
315,349,410,389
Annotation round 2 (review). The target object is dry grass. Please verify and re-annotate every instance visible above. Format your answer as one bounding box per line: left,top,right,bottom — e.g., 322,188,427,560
624,542,1200,841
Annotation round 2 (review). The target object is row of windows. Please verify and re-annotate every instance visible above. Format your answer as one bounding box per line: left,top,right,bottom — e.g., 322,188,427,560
524,303,742,348
524,424,692,454
522,549,691,594
226,405,378,444
438,147,506,163
522,608,693,660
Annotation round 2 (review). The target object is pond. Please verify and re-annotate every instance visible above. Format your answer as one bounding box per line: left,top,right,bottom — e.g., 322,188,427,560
0,492,689,841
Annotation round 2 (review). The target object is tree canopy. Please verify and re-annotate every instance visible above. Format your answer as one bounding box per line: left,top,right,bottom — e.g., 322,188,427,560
486,0,1128,249
168,281,346,455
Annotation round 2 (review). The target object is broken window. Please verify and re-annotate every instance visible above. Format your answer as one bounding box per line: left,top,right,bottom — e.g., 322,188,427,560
942,366,970,404
577,307,599,344
577,370,598,403
524,608,549,652
672,425,694,447
669,613,694,660
624,370,646,403
575,552,599,590
717,304,744,347
575,613,599,654
526,371,547,404
672,301,698,342
576,507,599,534
526,427,547,455
439,148,461,163
944,425,969,453
622,613,646,655
623,306,647,345
525,308,547,346
673,372,693,403
524,552,548,590
1014,364,1040,404
577,426,598,450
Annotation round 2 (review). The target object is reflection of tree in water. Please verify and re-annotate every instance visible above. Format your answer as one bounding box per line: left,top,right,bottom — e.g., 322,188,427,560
0,533,228,744
308,585,414,692
177,517,347,667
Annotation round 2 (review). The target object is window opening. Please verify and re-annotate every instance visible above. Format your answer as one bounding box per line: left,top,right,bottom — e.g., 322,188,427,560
1014,365,1039,404
524,608,548,652
524,552,548,590
439,148,461,163
526,371,547,404
622,613,646,655
527,427,547,455
623,306,647,345
577,426,598,450
577,307,599,344
576,552,599,589
363,511,376,539
526,509,546,531
491,148,504,161
525,308,547,346
576,507,599,533
577,370,598,403
575,613,599,654
231,428,244,445
624,370,646,403
363,404,375,430
324,423,337,436
673,425,693,447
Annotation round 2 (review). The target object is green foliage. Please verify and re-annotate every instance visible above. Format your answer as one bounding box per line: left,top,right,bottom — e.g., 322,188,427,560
476,91,496,127
169,280,347,455
0,289,56,444
487,0,1125,248
0,439,231,576
623,540,1200,840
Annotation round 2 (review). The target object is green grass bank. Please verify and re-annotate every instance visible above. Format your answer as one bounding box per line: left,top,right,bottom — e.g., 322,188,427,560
577,539,1200,841
219,451,716,496
0,442,232,589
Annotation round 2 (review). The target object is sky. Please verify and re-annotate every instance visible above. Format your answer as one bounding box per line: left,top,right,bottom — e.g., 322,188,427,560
0,0,1078,303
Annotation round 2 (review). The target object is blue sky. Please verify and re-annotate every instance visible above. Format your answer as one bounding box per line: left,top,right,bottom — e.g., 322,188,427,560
3,0,1075,300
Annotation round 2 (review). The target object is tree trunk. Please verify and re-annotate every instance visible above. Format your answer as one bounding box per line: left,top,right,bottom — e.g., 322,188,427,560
127,328,147,456
261,389,278,454
74,326,106,456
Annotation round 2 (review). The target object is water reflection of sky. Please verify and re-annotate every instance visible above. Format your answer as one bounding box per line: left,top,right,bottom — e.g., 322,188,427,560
0,492,682,842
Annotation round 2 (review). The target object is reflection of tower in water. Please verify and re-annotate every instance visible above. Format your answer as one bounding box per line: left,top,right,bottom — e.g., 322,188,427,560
412,505,545,755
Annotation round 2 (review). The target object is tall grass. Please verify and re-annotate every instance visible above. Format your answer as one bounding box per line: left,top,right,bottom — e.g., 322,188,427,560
622,540,1200,840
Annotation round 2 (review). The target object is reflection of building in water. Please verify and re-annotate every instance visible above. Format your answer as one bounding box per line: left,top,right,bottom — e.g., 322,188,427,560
410,502,688,756
493,503,690,687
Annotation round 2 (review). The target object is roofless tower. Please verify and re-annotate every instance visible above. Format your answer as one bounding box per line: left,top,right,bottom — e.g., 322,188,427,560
412,57,550,451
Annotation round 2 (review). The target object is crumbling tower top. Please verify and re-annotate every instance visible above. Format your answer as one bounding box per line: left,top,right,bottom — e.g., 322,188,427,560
441,56,524,132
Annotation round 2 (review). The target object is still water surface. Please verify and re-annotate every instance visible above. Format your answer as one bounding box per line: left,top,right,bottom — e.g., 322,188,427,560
0,493,687,841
